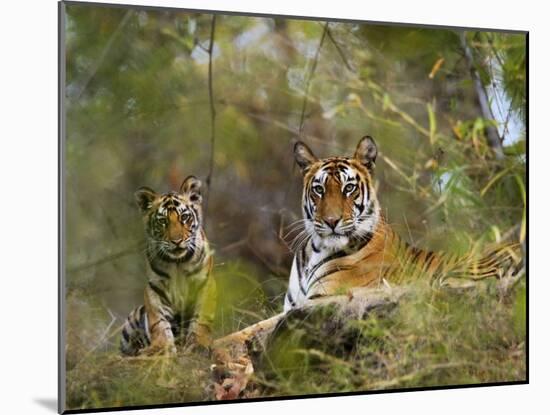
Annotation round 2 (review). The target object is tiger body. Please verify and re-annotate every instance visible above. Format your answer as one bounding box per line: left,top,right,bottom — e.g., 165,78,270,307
121,176,216,356
285,136,523,311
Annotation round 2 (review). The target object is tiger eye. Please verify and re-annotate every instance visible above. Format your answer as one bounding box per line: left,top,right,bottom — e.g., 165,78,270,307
313,185,324,195
344,183,356,194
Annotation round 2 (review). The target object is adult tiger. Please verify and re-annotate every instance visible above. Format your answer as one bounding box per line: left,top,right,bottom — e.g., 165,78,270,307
284,136,523,311
120,176,216,356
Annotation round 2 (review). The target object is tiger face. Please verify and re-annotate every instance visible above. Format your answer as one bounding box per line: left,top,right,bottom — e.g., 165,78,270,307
294,136,380,251
135,176,203,261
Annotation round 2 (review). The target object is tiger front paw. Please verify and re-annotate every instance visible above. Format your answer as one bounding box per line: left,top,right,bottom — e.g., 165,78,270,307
183,332,211,357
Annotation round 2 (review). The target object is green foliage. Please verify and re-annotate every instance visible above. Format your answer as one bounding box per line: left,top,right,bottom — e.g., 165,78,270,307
254,282,526,395
212,260,276,336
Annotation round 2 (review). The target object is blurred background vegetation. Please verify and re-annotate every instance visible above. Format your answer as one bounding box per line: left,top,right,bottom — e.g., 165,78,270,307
63,3,526,410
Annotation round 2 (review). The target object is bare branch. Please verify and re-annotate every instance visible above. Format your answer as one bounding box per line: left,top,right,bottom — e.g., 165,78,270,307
282,22,330,234
67,243,142,274
204,15,217,218
326,26,353,71
298,22,329,135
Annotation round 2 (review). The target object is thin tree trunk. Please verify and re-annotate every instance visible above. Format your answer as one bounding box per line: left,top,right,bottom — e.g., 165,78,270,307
460,32,504,160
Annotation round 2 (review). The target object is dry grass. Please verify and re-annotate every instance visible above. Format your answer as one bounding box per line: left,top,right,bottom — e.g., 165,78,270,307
64,272,525,410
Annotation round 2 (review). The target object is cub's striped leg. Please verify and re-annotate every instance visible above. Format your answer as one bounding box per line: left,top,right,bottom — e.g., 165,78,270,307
120,305,151,356
139,283,177,356
187,273,217,349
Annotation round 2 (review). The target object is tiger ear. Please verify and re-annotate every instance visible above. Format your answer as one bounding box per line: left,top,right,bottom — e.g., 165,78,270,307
135,187,158,213
294,141,318,174
354,135,377,172
180,175,202,203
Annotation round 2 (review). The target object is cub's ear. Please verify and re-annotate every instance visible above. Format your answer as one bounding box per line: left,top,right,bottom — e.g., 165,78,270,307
354,135,378,172
294,141,318,173
180,175,202,202
135,187,158,213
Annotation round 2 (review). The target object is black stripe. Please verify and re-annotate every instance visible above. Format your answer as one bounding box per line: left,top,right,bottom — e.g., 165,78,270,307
311,241,320,253
175,248,194,264
286,291,296,306
410,246,424,263
178,246,196,263
321,160,335,169
148,259,171,279
350,231,374,252
193,246,205,265
468,269,498,277
512,259,524,275
306,250,348,284
180,261,205,277
148,281,171,305
358,181,366,214
121,327,130,342
475,251,507,268
423,251,436,273
308,265,353,288
307,189,315,219
138,305,147,327
128,314,138,330
364,231,374,246
296,248,307,295
189,205,201,228
160,307,174,320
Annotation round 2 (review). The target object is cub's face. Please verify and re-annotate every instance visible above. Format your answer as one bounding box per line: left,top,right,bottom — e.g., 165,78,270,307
135,176,203,261
294,136,380,251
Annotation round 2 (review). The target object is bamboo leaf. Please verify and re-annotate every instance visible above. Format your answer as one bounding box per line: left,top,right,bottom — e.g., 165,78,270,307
427,102,437,145
514,174,527,243
480,165,514,197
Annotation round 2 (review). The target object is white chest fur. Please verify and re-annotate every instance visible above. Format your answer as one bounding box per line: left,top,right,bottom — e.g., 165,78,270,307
284,242,335,311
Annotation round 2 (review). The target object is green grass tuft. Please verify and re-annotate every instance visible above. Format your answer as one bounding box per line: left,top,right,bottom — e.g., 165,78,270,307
65,265,525,410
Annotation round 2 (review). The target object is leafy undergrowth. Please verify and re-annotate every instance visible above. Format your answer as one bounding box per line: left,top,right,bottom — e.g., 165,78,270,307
253,280,526,397
65,278,526,410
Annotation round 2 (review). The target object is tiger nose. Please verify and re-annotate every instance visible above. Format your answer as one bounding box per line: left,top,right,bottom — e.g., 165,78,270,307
171,238,183,245
324,216,341,230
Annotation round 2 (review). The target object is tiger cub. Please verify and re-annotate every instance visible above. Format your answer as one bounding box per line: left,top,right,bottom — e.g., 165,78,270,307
285,136,523,311
120,176,216,356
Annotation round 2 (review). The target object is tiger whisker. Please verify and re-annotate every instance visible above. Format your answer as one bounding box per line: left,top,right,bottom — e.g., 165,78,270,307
290,229,313,252
296,234,312,252
283,225,306,240
289,229,310,252
283,220,308,234
285,218,309,228
288,231,305,250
